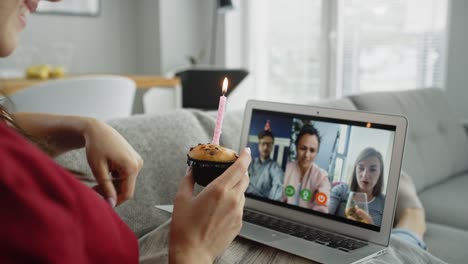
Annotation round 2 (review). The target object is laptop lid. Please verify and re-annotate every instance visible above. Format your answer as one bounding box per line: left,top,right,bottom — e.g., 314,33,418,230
240,100,407,246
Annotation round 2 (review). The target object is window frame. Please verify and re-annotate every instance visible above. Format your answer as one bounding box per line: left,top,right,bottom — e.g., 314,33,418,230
224,0,448,100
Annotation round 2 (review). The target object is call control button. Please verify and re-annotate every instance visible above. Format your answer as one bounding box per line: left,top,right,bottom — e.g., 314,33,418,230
315,192,328,205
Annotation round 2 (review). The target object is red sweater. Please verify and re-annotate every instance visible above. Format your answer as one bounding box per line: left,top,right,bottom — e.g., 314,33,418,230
0,122,138,263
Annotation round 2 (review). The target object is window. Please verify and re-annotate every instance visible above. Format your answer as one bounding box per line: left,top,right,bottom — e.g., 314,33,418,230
330,125,350,183
244,0,323,103
337,0,448,96
237,0,448,101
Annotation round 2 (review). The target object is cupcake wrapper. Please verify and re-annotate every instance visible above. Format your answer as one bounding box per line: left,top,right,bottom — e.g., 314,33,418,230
187,156,234,187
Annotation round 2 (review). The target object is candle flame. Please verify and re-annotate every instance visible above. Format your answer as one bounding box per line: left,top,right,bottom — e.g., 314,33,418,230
222,77,228,95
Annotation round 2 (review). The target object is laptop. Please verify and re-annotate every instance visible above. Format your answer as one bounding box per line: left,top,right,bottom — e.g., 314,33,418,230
239,100,407,264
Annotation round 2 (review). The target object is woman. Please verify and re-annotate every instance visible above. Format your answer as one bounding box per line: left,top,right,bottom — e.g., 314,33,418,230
282,124,330,213
0,1,250,263
329,147,385,226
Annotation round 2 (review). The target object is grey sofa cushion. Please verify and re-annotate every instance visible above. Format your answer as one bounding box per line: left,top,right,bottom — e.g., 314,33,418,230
463,120,468,136
425,222,468,264
310,97,358,110
56,109,244,237
419,172,468,230
349,88,468,192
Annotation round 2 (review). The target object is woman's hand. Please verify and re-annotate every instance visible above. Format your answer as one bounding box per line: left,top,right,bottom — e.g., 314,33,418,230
84,118,143,207
169,148,251,264
347,206,374,225
10,113,143,206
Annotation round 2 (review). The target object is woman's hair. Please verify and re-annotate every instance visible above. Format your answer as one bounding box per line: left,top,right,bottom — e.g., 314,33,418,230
0,103,54,156
295,124,321,150
349,147,385,196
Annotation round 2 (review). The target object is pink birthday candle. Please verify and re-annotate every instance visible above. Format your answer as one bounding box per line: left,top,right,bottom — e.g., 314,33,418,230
212,78,228,145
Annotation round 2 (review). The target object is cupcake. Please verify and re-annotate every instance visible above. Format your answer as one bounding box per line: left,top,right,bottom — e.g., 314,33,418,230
187,143,239,186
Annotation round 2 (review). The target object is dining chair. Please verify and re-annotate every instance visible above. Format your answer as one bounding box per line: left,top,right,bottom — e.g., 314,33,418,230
142,87,179,115
10,75,136,121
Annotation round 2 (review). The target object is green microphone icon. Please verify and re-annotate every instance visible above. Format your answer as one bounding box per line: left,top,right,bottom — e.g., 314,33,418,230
300,189,312,201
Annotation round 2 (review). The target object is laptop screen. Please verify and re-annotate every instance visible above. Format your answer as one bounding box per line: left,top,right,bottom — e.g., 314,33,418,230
245,109,396,232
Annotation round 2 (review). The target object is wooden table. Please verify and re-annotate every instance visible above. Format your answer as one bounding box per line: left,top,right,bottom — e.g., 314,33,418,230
0,74,180,96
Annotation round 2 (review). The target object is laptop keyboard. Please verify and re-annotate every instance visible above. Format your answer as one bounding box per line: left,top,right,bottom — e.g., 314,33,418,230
243,210,368,252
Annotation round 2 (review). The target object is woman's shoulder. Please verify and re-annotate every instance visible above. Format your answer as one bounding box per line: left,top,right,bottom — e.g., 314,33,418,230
331,183,349,196
375,193,386,203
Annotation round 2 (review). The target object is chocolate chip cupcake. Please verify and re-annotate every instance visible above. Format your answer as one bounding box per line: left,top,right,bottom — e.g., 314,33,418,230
187,143,239,186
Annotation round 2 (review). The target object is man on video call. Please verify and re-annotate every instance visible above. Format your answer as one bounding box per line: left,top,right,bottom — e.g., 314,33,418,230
247,121,284,200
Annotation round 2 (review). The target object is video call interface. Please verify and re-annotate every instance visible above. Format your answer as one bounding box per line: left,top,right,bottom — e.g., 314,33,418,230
246,109,396,231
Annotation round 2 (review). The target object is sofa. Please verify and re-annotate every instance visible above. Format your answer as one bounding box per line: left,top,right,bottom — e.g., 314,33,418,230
57,88,468,263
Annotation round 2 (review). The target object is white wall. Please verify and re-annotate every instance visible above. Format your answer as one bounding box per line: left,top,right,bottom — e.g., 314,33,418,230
445,0,468,120
158,0,213,75
135,0,161,75
0,0,215,76
1,0,138,75
223,0,255,111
